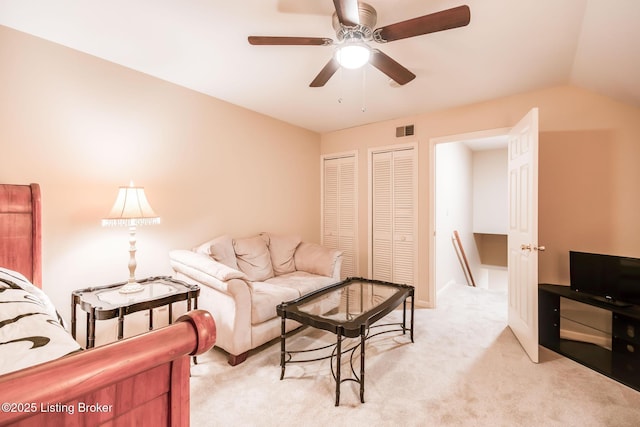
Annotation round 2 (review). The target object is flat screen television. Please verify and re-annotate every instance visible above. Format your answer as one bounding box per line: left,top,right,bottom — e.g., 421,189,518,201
570,251,640,306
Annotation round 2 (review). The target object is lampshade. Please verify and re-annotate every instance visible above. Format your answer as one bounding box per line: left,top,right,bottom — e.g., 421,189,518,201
102,185,160,227
335,41,371,70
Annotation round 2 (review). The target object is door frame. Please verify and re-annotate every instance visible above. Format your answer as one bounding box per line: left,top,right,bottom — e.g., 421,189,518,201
428,128,511,307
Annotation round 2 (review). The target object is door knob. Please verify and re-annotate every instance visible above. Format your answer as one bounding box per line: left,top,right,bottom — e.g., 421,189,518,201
521,244,546,252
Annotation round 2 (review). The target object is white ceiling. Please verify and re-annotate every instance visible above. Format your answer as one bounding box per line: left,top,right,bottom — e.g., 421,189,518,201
1,0,639,133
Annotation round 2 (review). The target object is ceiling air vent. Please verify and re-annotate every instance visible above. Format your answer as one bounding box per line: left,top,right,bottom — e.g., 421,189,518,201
396,124,415,138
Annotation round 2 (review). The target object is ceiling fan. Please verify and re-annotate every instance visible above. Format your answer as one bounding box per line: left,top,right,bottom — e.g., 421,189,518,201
248,1,471,87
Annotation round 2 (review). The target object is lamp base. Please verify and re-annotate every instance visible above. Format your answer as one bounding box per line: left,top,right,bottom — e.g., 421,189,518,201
119,282,145,294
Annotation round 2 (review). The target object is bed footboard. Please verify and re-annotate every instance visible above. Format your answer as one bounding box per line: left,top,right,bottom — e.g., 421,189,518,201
0,309,216,427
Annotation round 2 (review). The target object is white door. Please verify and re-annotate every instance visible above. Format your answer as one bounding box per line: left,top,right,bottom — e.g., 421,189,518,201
391,149,417,285
507,108,541,363
372,151,394,281
322,154,357,278
370,146,417,286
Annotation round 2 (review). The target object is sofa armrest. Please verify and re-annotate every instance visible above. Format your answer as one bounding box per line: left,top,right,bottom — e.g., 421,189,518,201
294,243,343,280
169,250,249,296
331,253,343,281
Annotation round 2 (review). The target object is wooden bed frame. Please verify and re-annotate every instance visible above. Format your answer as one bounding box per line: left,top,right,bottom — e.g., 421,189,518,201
0,183,41,287
0,183,216,426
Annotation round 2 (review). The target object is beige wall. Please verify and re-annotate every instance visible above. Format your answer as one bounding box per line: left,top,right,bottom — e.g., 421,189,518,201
0,26,321,322
321,85,640,306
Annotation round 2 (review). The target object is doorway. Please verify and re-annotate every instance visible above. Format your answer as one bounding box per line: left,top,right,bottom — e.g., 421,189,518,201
429,128,510,304
429,109,541,364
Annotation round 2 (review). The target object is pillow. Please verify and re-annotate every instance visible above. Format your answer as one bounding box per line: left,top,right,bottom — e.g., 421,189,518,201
0,267,59,322
0,270,82,375
194,235,239,270
233,236,274,282
294,242,341,278
264,233,301,276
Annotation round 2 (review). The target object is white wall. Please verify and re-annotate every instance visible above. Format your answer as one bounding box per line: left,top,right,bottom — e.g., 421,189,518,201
435,141,479,292
473,148,508,234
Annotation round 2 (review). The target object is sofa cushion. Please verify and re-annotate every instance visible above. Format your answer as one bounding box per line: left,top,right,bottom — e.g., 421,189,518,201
294,242,341,277
195,235,239,270
250,281,299,324
178,251,248,282
265,233,301,276
233,235,274,282
266,271,336,297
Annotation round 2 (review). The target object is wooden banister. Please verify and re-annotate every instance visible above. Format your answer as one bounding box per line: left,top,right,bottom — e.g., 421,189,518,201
452,230,476,287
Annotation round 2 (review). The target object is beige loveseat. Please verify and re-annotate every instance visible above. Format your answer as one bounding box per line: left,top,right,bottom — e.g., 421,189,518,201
169,233,342,365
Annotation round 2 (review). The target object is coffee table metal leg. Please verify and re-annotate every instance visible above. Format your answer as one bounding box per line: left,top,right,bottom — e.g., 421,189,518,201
402,299,407,334
360,327,366,403
280,315,286,380
335,329,342,406
410,292,415,343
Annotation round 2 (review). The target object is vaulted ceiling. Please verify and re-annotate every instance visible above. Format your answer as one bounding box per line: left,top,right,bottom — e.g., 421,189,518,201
1,0,638,133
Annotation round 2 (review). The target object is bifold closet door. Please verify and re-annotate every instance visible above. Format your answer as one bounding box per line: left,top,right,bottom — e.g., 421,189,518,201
371,147,416,286
323,155,357,278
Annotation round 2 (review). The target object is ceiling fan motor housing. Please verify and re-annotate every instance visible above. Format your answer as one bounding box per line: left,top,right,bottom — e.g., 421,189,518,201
332,2,377,41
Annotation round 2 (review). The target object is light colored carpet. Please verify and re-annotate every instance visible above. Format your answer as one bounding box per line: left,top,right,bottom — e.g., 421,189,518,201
190,283,640,426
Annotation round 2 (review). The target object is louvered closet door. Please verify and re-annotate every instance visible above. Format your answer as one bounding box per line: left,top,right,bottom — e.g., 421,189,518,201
323,155,357,279
372,152,393,281
392,149,416,285
371,147,416,286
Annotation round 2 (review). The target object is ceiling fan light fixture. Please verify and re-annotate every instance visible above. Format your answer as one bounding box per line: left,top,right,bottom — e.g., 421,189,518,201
335,42,370,69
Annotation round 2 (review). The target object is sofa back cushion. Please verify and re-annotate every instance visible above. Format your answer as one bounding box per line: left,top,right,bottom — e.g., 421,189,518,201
294,242,341,278
233,236,274,282
195,235,239,270
264,233,301,276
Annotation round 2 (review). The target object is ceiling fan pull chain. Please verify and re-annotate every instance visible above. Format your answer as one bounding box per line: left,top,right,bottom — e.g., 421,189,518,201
361,67,367,112
338,67,344,104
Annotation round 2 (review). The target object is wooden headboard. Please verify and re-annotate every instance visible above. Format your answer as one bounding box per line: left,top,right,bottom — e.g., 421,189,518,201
0,183,42,287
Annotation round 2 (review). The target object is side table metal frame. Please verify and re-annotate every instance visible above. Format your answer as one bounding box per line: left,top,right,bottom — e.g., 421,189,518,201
71,276,199,350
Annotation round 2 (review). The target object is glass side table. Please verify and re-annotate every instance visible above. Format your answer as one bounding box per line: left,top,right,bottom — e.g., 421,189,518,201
71,276,199,349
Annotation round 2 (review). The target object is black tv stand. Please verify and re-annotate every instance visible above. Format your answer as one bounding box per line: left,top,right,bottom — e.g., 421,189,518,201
539,284,640,392
587,295,633,308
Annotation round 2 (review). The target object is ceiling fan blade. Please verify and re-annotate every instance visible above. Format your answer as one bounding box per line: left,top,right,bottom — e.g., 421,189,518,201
333,0,360,27
248,36,332,46
369,49,416,86
310,58,340,87
373,5,470,43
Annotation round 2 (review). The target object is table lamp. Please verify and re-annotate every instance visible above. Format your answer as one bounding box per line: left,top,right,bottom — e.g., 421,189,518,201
102,182,160,293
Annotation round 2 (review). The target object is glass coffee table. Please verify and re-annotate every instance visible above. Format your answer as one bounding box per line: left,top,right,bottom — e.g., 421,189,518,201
276,277,414,406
